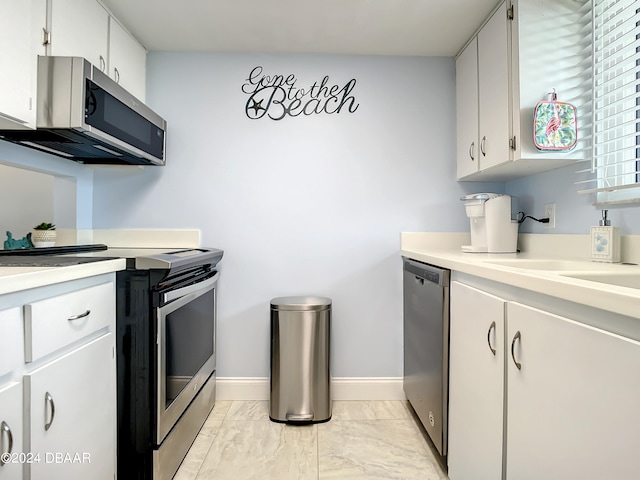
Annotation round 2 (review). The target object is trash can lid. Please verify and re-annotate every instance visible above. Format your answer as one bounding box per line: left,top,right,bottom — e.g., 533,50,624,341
270,296,332,311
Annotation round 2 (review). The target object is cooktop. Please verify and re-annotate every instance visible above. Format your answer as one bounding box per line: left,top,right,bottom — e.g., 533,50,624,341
0,244,108,256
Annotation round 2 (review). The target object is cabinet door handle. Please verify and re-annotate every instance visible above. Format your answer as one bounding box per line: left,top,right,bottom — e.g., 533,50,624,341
44,392,55,431
511,331,522,370
99,55,106,72
469,141,475,161
480,136,487,156
487,321,496,355
0,421,13,466
41,28,51,46
114,67,120,84
68,310,90,321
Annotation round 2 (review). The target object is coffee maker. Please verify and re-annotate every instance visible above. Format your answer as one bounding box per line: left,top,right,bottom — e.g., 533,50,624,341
461,193,518,253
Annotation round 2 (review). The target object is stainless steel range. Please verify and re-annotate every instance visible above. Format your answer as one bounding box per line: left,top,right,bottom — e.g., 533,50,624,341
114,247,223,480
0,244,223,479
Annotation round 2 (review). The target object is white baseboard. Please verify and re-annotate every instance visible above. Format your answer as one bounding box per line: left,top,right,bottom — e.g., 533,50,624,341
215,377,268,400
331,377,406,400
215,377,406,401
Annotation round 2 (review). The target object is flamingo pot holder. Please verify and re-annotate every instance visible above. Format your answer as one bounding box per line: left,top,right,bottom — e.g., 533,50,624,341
533,92,577,151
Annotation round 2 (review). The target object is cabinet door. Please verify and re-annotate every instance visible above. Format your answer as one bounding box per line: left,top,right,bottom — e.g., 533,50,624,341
448,282,505,480
108,17,147,101
0,0,46,129
456,37,480,179
506,302,640,480
49,0,109,71
477,1,510,170
0,383,22,480
25,334,115,480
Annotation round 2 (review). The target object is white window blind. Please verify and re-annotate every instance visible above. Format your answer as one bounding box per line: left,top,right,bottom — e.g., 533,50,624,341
579,0,640,205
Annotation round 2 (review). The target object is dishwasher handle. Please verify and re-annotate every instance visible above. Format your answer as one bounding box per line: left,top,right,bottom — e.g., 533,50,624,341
403,258,450,287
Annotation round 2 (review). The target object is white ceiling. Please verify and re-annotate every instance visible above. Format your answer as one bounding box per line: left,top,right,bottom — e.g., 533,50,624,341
100,0,499,57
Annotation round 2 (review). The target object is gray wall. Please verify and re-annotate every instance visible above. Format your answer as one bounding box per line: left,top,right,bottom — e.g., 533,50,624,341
92,52,502,377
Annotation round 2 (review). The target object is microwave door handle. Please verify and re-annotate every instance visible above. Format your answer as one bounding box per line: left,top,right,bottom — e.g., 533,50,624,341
162,272,218,303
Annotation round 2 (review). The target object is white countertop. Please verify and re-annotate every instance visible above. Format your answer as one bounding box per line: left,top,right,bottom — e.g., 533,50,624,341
401,233,640,320
0,258,127,295
0,228,204,295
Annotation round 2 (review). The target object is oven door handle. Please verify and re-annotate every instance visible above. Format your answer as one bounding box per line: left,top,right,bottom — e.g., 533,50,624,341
162,272,219,304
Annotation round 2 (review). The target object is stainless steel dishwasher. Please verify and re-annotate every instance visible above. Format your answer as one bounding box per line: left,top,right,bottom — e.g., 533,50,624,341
403,257,450,458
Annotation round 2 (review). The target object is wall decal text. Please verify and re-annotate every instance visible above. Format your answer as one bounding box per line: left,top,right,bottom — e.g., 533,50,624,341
242,66,359,120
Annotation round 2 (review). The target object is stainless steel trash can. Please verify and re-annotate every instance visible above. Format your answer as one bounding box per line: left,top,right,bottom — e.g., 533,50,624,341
270,296,331,424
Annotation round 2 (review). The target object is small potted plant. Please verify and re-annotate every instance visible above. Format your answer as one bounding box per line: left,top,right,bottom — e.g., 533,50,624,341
32,222,56,248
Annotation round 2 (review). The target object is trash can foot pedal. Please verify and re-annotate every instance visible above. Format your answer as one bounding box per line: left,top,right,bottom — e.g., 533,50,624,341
286,413,313,421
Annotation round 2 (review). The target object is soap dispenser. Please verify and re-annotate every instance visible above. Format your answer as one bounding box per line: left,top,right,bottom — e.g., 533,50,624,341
591,210,620,263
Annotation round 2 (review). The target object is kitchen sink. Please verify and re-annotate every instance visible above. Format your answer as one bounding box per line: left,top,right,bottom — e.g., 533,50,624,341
483,259,619,271
558,273,640,290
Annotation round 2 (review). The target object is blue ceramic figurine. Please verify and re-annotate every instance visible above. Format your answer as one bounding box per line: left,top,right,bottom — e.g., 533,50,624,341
4,231,34,250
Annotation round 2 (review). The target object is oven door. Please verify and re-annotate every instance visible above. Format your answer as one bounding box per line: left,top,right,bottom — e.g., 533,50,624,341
156,271,218,444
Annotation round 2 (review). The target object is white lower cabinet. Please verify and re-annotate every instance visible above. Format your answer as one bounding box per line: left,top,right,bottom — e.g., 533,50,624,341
506,302,640,480
0,274,116,480
448,281,505,480
25,334,114,480
448,280,640,480
0,383,23,480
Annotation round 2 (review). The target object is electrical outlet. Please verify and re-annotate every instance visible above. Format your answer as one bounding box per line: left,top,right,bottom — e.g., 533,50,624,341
544,203,556,229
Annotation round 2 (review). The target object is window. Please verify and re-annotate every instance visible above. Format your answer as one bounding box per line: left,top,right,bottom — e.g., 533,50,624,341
585,0,640,205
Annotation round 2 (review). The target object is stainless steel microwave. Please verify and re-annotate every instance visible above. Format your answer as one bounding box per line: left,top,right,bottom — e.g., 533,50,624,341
0,56,166,166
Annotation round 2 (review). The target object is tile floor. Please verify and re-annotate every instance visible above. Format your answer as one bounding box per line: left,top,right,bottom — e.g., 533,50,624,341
174,400,449,480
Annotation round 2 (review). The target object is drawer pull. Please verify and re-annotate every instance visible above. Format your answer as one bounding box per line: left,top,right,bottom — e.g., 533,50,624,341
0,421,13,466
44,392,55,431
68,310,90,321
487,321,496,356
511,331,522,370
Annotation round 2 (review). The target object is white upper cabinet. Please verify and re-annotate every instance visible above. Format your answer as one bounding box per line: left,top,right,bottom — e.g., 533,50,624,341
46,0,147,99
48,0,109,71
0,0,47,129
108,17,147,100
0,1,146,130
456,0,592,181
476,2,510,173
456,2,510,179
455,37,479,178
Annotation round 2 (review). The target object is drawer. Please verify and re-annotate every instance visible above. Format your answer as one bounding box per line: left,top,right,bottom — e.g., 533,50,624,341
0,307,23,378
24,282,114,362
